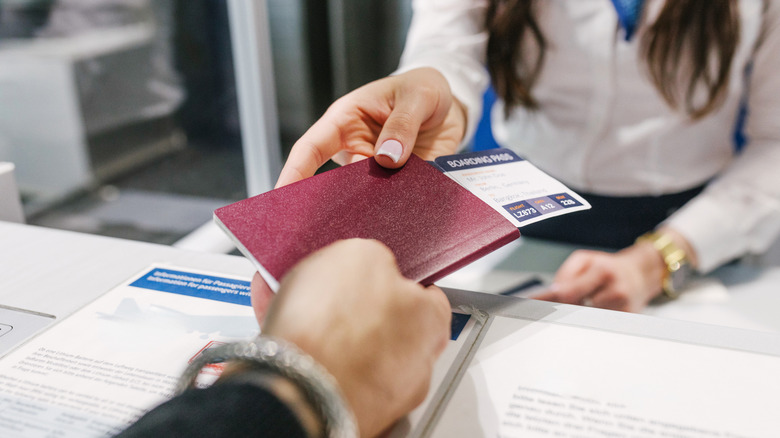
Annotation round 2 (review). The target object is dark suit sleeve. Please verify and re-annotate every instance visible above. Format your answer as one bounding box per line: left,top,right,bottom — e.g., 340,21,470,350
115,381,308,438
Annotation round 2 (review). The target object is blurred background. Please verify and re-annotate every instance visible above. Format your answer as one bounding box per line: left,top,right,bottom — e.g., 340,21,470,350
0,0,413,246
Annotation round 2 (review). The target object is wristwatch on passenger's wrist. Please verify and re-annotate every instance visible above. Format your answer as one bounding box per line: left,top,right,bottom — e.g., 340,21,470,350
636,231,692,299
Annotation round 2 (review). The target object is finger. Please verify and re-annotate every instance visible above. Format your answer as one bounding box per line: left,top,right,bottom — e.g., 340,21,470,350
529,287,560,302
421,284,453,355
276,118,348,188
423,284,452,314
347,238,399,271
333,150,371,166
555,250,597,280
408,371,434,414
374,82,451,169
531,284,574,303
543,251,605,304
590,292,630,312
250,272,275,324
548,266,610,305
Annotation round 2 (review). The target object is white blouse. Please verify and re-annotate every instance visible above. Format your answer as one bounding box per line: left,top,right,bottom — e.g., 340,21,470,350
397,0,780,272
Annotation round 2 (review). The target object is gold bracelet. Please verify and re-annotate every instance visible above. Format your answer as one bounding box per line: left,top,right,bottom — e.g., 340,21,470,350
636,231,691,298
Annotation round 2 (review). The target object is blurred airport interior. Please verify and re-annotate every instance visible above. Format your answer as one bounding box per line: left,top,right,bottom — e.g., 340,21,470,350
0,0,412,246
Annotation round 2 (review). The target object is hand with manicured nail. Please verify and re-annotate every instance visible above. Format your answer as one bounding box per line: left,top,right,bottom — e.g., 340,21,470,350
276,67,467,188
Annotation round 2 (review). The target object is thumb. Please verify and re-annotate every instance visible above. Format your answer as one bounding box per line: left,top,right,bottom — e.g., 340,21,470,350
250,272,275,325
373,69,452,168
373,111,422,169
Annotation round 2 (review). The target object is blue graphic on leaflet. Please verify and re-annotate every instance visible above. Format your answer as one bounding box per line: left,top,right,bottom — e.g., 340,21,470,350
504,193,583,224
451,313,471,341
130,268,251,306
434,148,523,172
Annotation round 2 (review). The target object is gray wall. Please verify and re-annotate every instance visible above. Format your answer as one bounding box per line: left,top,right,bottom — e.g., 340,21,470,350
267,0,412,152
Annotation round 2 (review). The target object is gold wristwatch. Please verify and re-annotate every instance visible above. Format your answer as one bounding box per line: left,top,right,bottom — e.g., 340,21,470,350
636,231,691,299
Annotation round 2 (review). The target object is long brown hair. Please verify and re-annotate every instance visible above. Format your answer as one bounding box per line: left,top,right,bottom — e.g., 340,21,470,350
486,0,740,119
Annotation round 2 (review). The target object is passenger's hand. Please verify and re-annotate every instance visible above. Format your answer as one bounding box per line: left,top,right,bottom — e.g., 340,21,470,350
257,239,452,437
276,67,467,187
249,272,274,323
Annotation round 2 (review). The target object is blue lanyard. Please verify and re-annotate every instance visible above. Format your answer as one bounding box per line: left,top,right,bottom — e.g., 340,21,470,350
610,0,645,41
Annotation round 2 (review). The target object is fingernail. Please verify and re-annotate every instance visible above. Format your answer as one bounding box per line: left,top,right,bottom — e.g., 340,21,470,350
377,139,403,163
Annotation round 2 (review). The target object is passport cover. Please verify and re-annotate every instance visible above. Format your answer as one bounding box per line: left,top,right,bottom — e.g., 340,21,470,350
213,154,521,291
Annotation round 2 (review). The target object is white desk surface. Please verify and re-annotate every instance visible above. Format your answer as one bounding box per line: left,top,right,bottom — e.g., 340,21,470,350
436,236,780,335
0,221,255,320
5,221,780,438
2,220,779,342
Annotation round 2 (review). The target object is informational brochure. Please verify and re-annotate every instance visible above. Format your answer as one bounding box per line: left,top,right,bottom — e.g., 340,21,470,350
420,290,780,438
433,315,780,437
0,265,478,437
432,148,591,227
3,265,779,437
0,266,259,437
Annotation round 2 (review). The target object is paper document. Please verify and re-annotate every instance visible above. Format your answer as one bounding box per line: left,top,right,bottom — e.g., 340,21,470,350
5,263,777,437
0,265,478,437
0,266,259,437
432,315,780,437
433,149,590,227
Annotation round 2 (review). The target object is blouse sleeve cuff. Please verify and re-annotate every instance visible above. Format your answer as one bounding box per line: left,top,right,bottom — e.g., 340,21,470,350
664,192,780,273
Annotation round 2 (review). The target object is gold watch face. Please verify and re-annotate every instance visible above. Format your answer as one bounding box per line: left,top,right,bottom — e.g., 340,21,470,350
667,261,692,294
637,231,691,296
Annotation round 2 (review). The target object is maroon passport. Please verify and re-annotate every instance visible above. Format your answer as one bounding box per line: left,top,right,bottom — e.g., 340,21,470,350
214,155,520,290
